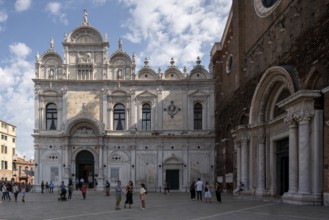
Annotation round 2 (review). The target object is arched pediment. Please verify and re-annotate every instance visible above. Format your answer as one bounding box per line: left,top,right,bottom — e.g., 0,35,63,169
66,26,103,44
40,52,63,65
40,150,61,162
65,116,103,136
164,154,183,165
108,150,129,163
109,53,132,65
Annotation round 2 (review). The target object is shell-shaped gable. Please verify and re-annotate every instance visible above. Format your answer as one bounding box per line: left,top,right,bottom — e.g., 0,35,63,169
164,67,184,80
189,65,209,80
137,67,157,80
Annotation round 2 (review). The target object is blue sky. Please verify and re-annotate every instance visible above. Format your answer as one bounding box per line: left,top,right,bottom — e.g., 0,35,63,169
0,0,231,159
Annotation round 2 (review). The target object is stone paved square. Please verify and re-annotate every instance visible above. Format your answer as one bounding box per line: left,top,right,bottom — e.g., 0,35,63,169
1,191,329,220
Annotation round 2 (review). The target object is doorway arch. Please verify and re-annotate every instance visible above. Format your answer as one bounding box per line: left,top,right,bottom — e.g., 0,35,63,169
76,150,95,188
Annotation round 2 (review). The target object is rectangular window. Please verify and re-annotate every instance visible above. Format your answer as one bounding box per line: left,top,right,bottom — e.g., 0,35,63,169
1,161,7,169
1,145,3,153
111,168,119,183
4,146,7,154
1,122,7,128
12,148,15,156
12,138,15,143
12,127,15,132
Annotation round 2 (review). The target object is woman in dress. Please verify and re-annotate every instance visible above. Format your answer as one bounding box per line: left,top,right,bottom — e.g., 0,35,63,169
140,183,147,210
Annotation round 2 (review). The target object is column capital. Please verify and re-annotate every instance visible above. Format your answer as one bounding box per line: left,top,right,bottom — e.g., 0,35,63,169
284,114,297,127
295,111,313,123
234,140,241,146
257,136,265,144
240,137,249,144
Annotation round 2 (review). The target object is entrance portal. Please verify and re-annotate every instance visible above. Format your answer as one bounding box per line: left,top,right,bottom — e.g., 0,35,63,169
76,150,95,188
276,138,289,196
166,169,179,190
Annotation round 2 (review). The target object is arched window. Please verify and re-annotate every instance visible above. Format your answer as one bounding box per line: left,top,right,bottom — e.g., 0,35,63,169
194,103,202,130
113,104,125,130
46,103,57,130
142,103,151,130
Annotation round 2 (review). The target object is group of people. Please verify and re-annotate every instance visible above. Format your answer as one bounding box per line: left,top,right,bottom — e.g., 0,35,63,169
189,178,222,203
1,181,27,202
113,180,147,210
41,178,148,210
40,180,55,193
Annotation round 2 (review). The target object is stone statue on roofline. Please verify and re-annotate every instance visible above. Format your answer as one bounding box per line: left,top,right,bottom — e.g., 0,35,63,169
83,9,89,25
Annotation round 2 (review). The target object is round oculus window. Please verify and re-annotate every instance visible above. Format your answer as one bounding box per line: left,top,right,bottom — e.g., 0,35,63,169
254,0,280,17
262,0,278,8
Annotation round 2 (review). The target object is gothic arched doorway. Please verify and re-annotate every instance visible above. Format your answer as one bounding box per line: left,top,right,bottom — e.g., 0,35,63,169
76,150,95,188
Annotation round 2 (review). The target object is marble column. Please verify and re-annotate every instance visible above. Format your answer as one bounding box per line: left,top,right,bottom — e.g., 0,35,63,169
34,145,40,191
285,115,298,194
269,141,276,195
98,145,103,177
297,112,313,194
241,138,248,189
234,140,241,191
256,136,265,194
108,107,113,130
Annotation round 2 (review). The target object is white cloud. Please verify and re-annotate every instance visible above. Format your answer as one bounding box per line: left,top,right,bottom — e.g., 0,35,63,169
120,0,232,70
15,0,32,12
0,10,7,22
92,0,108,5
0,42,34,159
9,42,32,59
45,2,68,25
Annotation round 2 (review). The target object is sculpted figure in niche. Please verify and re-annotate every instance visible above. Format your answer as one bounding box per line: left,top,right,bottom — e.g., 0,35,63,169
117,69,123,79
49,68,54,79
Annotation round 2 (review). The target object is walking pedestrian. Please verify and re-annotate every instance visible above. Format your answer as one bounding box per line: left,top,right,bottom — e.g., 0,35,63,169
13,183,19,202
68,179,74,200
124,181,133,208
195,178,203,201
140,183,147,210
81,182,87,199
190,181,196,200
41,181,45,193
49,180,54,193
215,181,222,203
21,182,26,202
204,182,212,203
105,180,110,196
115,180,122,210
2,183,7,200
